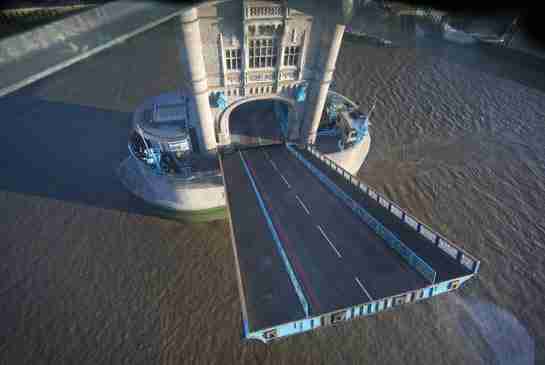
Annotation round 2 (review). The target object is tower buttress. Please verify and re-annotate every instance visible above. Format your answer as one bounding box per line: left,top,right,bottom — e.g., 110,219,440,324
180,7,217,152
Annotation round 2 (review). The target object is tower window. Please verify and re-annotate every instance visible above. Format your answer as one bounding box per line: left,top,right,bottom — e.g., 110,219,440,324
225,49,241,70
248,38,277,69
291,28,297,43
283,46,301,66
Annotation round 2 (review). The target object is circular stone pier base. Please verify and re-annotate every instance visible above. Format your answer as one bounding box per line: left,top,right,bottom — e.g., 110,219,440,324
118,90,371,223
118,155,227,222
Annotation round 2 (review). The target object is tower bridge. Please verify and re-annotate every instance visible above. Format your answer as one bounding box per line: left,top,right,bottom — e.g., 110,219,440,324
178,0,350,150
117,0,480,342
0,0,481,343
122,0,371,217
220,143,479,342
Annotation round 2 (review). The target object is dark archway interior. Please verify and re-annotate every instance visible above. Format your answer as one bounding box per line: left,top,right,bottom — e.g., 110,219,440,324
229,99,287,146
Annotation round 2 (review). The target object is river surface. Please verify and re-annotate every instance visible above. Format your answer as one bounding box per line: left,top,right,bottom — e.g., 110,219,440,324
1,15,544,365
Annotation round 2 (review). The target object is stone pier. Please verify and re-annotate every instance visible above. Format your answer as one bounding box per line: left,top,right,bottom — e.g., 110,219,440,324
180,7,217,152
300,23,345,144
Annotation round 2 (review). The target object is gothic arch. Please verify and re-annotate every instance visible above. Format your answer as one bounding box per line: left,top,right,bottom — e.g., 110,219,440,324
216,94,298,145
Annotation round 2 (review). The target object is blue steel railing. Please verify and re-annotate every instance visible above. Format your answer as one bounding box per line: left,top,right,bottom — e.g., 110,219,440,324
248,272,475,343
127,142,222,185
297,143,481,274
286,144,438,284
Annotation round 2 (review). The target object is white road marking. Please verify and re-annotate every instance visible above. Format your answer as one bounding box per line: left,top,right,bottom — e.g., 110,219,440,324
295,194,311,215
355,277,373,301
264,152,290,188
316,225,342,258
279,173,291,188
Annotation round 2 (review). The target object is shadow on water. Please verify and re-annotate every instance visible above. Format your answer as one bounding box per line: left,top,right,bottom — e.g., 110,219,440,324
0,94,157,216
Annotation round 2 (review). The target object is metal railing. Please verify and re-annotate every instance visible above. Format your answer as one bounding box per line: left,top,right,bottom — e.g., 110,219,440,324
287,144,437,284
127,143,222,186
300,143,480,274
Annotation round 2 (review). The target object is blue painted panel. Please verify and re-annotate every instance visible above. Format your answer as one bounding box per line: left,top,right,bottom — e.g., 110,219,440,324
246,276,475,343
301,319,312,332
353,306,361,317
295,84,306,102
274,101,289,137
435,283,447,295
278,322,300,337
242,318,249,337
214,91,227,110
299,145,481,277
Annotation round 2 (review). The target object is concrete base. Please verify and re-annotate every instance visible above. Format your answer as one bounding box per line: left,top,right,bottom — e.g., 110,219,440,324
322,133,371,175
118,155,227,222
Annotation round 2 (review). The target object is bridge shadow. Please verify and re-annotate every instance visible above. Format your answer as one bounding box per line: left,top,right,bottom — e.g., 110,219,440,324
0,94,156,216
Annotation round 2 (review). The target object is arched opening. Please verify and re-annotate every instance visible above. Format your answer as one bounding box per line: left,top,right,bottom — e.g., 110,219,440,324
228,99,291,147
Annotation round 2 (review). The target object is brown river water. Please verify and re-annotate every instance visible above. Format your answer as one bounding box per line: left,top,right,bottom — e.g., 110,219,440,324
1,15,544,365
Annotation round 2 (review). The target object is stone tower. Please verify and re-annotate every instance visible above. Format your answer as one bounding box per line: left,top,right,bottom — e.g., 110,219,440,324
178,0,353,151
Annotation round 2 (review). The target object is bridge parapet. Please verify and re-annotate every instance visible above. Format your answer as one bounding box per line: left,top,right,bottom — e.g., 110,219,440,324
288,144,437,283
295,143,481,275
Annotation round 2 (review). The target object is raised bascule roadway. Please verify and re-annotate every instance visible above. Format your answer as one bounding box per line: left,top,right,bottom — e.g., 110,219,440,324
221,143,479,343
0,0,481,345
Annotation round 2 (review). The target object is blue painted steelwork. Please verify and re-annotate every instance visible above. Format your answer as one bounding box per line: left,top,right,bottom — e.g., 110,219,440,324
215,91,227,110
316,127,338,137
303,144,481,274
326,102,338,122
238,150,311,318
135,125,163,174
354,116,369,140
274,101,289,138
286,144,438,284
242,318,249,338
295,84,306,102
247,275,475,343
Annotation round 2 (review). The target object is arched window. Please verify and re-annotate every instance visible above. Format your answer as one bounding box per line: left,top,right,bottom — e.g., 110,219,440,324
291,28,297,43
